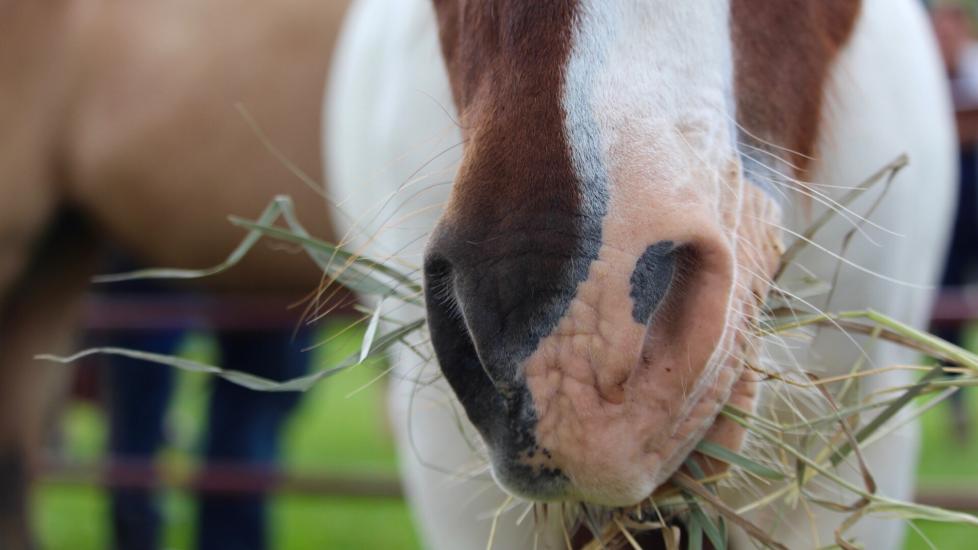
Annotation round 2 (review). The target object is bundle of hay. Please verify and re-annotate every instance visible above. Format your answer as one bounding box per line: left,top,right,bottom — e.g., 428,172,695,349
46,157,978,550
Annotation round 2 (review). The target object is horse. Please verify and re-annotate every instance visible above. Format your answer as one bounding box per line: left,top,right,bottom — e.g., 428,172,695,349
326,0,956,548
0,0,351,546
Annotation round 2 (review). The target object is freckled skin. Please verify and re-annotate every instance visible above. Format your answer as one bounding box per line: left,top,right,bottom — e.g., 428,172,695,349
520,166,782,506
428,137,785,505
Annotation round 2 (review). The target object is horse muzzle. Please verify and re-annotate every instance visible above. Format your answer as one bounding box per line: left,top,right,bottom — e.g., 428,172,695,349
422,208,756,505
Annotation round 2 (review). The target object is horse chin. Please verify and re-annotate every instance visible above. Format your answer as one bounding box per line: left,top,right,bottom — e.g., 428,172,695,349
487,386,753,509
479,345,755,508
428,188,778,508
644,314,763,501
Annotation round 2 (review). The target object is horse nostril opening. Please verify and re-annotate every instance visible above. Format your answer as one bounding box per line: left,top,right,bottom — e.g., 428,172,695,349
629,241,679,325
423,254,460,318
422,253,472,366
422,251,511,440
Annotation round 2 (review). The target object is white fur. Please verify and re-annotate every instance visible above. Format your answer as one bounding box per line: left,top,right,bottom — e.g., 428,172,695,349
563,1,747,490
325,0,955,547
563,0,736,196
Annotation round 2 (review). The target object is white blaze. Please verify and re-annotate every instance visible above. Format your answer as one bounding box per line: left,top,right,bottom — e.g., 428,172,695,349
562,0,737,201
559,0,747,489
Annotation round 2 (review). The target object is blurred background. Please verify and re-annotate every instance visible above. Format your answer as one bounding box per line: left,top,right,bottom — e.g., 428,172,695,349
20,1,978,550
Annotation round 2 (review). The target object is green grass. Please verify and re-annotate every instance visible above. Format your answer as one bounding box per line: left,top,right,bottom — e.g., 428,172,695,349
35,321,978,549
905,384,978,550
918,383,978,486
905,326,978,550
36,322,420,550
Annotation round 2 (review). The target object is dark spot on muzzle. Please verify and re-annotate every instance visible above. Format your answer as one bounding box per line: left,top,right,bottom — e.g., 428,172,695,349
419,0,610,495
422,192,605,499
629,241,677,324
423,228,581,499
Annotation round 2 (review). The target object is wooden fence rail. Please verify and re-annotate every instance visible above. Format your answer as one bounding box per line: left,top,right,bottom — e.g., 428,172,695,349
44,286,978,510
42,458,403,499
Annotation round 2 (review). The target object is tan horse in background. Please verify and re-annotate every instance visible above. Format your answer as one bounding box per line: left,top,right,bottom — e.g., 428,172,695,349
0,0,350,546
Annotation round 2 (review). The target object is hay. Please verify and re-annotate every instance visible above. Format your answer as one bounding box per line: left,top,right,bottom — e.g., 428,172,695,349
40,157,978,549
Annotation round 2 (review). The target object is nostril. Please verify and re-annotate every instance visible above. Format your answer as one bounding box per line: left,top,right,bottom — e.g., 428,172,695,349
637,238,734,372
422,251,510,439
423,254,460,318
422,251,452,285
629,241,678,325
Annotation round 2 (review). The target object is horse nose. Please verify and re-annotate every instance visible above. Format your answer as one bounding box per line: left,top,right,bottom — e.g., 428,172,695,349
424,215,674,411
422,204,740,503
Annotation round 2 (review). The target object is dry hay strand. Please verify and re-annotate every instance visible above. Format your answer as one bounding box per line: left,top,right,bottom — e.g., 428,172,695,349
40,154,978,549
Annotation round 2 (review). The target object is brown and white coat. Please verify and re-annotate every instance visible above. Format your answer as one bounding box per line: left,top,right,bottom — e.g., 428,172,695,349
326,0,955,548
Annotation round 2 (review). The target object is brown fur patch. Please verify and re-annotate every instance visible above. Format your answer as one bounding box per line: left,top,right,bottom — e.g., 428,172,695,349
431,0,582,227
62,0,349,291
0,1,353,544
426,3,608,430
732,0,862,177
